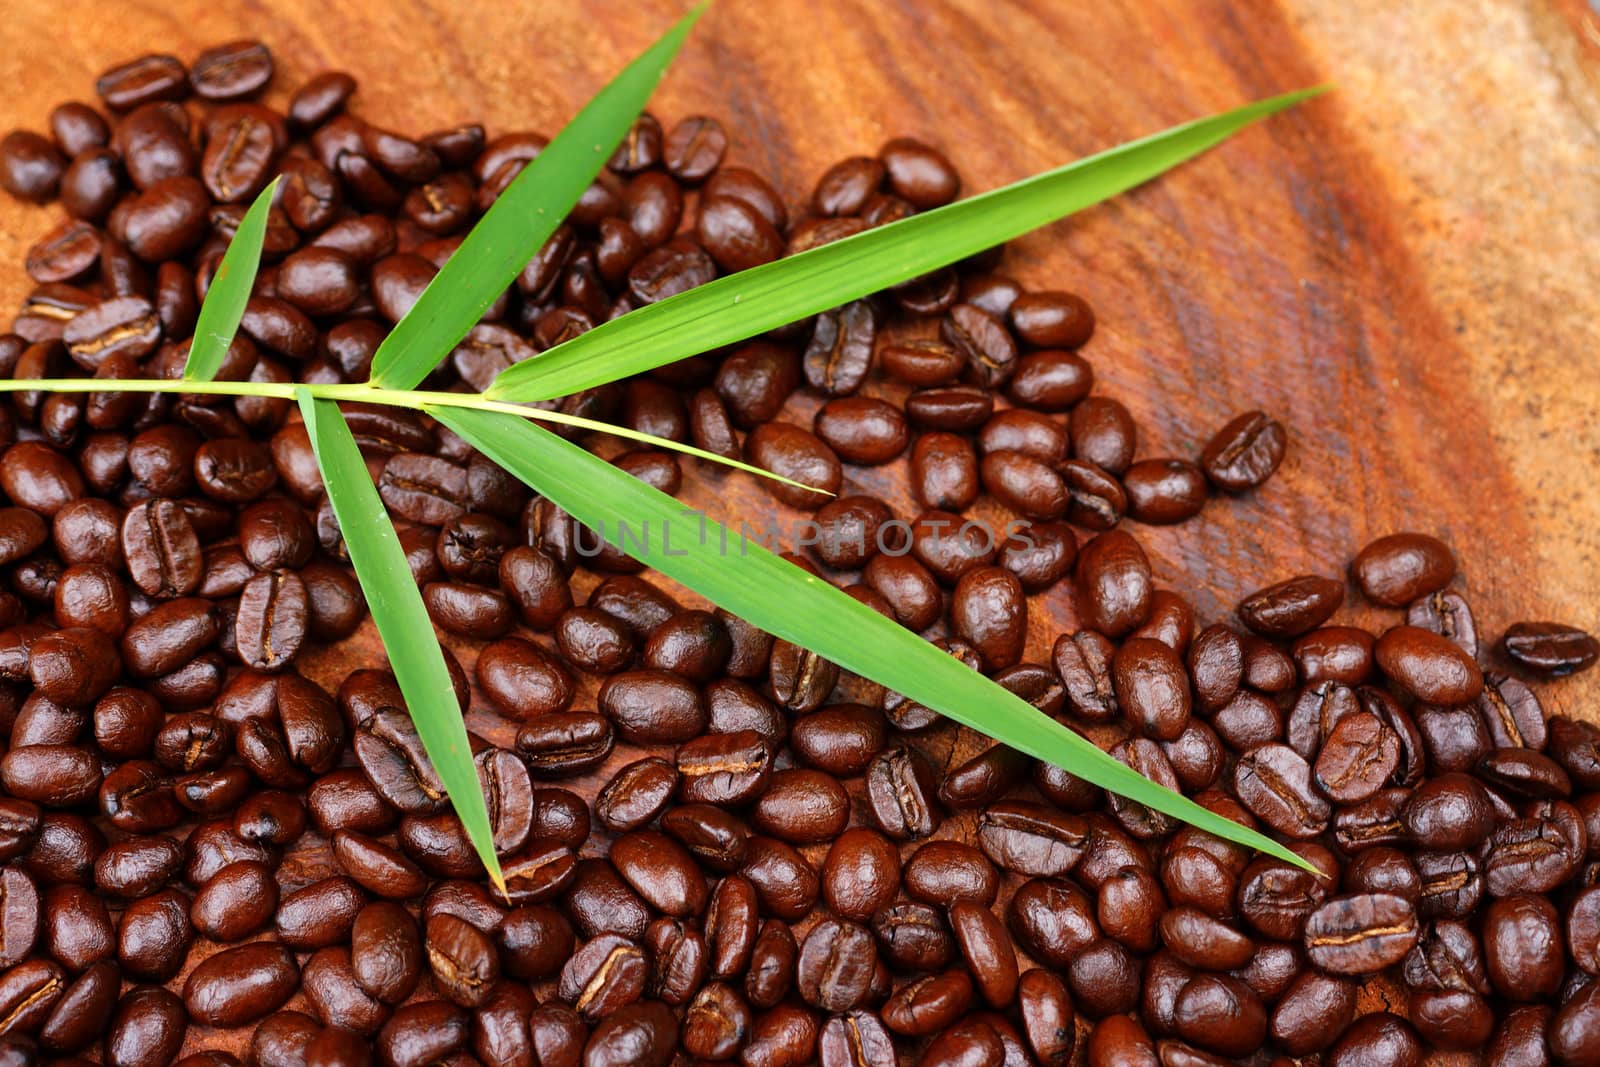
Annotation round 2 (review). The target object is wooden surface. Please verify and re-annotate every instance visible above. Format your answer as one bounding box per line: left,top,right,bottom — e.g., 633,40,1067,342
0,0,1598,1059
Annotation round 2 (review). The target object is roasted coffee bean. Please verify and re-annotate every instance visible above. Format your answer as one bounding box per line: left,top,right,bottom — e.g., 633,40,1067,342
424,913,498,1009
949,901,1018,1008
751,769,849,844
0,131,66,202
1201,411,1286,491
1304,893,1419,974
275,875,365,953
191,860,277,942
1502,621,1600,676
821,828,901,921
611,831,707,917
797,919,877,1012
182,941,298,1027
120,499,201,597
661,804,750,873
374,1000,469,1067
977,801,1086,877
1231,744,1330,839
1378,624,1484,703
302,945,390,1036
1112,637,1191,741
1400,772,1495,849
740,837,820,922
1352,532,1456,606
865,746,940,839
939,744,1030,810
1238,574,1344,637
639,917,703,1006
1314,711,1399,803
806,299,883,395
1074,531,1151,637
1484,801,1585,895
117,888,192,982
1407,588,1479,658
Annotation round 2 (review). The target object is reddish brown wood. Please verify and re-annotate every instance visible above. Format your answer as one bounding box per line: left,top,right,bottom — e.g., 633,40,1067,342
0,1,1595,1061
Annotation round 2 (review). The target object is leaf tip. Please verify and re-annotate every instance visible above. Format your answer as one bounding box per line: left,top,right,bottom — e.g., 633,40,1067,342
486,862,510,902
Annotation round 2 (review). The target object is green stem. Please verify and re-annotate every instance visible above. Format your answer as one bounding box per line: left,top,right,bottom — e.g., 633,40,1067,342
0,377,816,492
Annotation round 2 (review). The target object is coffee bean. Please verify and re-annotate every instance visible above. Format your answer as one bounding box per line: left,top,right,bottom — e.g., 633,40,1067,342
192,860,277,942
1201,411,1286,491
740,837,819,922
1377,624,1484,703
949,901,1018,1008
1502,621,1600,676
942,304,1016,387
183,941,298,1027
1231,744,1330,839
1304,893,1419,974
797,919,876,1012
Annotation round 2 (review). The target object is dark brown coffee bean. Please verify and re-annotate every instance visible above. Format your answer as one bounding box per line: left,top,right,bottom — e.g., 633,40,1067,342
1304,893,1419,974
296,946,389,1040
1313,711,1399,804
665,116,727,181
865,746,940,840
182,941,298,1027
1231,743,1330,839
1407,588,1479,658
740,837,820,922
949,901,1018,1008
1237,574,1344,638
1201,411,1286,491
375,1000,468,1067
597,670,706,745
1377,624,1484,703
1008,290,1093,347
977,801,1086,877
611,831,707,917
121,500,201,598
820,828,900,922
191,860,277,942
1351,532,1456,605
117,888,192,982
332,831,427,901
1503,621,1600,676
797,918,877,1012
942,304,1016,387
422,913,498,1009
272,875,365,954
516,713,615,777
1074,531,1151,638
1113,637,1191,741
1120,459,1208,524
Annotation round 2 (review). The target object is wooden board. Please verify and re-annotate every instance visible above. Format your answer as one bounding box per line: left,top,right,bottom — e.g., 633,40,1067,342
0,0,1597,1061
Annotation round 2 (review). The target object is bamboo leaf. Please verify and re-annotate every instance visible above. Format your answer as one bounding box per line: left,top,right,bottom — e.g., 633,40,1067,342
183,177,280,382
298,390,507,894
366,3,707,391
435,405,1314,871
489,87,1324,403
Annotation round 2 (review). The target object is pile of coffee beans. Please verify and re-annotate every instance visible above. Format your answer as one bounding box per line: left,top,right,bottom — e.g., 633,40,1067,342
0,36,1598,1067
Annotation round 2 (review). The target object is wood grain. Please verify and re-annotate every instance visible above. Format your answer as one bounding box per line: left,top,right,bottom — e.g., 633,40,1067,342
0,0,1596,1060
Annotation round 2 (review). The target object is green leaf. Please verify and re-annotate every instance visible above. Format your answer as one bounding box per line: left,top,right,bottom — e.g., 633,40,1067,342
297,389,507,894
434,405,1314,872
183,177,280,382
489,87,1324,403
366,2,708,391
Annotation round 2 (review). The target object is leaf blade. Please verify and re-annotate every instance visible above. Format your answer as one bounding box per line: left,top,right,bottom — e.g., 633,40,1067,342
366,3,707,390
435,405,1312,871
183,176,280,382
489,87,1324,402
298,390,506,893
